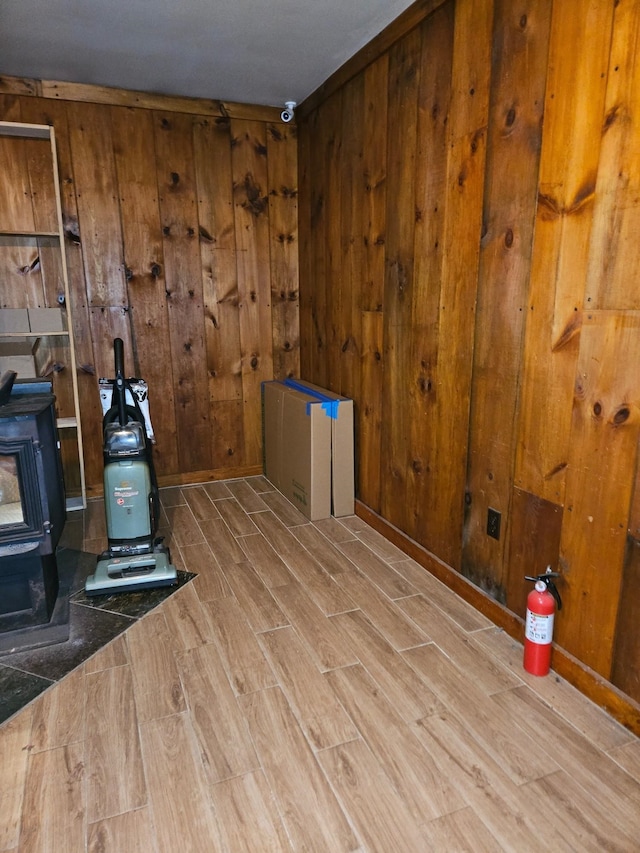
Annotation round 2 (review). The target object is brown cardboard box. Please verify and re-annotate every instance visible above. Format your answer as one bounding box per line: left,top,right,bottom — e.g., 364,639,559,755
0,309,30,334
0,340,40,378
283,378,355,517
262,379,354,520
262,380,332,520
28,308,64,333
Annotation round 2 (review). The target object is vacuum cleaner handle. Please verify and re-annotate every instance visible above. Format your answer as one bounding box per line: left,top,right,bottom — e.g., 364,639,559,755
114,337,125,375
113,338,127,427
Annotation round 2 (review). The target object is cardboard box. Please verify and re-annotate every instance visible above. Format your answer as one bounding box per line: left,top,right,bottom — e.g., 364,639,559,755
282,378,355,517
0,339,40,378
28,308,64,333
262,380,331,520
0,309,30,335
262,379,355,520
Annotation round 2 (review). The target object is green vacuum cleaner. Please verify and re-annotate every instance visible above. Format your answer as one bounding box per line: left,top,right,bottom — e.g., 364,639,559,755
85,338,177,596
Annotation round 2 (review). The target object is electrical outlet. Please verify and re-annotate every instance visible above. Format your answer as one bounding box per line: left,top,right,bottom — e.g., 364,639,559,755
487,507,501,540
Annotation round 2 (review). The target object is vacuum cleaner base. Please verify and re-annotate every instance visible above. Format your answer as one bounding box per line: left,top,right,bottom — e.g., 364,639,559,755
84,549,178,596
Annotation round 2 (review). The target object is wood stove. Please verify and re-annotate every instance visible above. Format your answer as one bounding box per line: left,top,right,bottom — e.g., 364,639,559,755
0,373,66,642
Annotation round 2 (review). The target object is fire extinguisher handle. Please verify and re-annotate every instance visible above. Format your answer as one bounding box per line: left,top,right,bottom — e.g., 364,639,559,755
545,578,562,611
524,572,563,611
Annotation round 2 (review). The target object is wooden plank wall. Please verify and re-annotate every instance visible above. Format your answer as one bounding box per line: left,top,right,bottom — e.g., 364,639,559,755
0,80,299,491
297,0,640,705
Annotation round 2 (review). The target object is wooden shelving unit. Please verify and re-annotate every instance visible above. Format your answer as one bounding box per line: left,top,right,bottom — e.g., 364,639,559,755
0,120,86,510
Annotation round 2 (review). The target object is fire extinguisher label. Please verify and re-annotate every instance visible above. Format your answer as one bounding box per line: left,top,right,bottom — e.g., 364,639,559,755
525,611,554,644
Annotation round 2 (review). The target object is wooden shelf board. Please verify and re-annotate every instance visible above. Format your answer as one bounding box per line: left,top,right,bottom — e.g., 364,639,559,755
0,121,51,139
0,231,59,238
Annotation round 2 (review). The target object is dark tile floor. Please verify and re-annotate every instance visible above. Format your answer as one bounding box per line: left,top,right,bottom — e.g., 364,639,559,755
0,521,193,725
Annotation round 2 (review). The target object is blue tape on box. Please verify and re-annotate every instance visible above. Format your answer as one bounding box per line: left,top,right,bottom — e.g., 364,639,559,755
283,378,339,419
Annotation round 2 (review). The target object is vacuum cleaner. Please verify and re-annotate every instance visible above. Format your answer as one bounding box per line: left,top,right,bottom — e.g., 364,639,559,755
84,338,177,595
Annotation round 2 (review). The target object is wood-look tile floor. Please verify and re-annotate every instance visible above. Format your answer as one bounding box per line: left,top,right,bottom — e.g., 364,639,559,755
1,475,640,852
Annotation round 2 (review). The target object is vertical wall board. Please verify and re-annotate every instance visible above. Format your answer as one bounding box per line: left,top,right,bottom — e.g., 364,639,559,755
18,97,103,486
202,244,242,401
506,487,563,618
586,0,640,311
230,119,274,466
359,309,384,510
267,122,300,380
211,399,246,470
88,306,132,366
426,126,486,571
406,4,454,544
192,116,243,406
447,0,494,144
0,135,36,232
514,0,613,504
357,56,389,512
153,110,212,474
462,0,551,597
110,105,179,477
612,536,640,703
67,102,127,310
338,75,364,404
24,135,58,233
306,102,330,387
316,94,343,391
424,0,493,570
379,28,421,527
324,92,344,392
310,103,330,388
297,116,313,381
556,312,640,677
361,55,388,316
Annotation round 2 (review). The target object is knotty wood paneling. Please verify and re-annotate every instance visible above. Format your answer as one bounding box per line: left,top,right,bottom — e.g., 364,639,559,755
267,122,299,380
585,0,640,312
555,312,640,675
406,3,453,545
3,0,640,712
426,0,492,572
297,0,640,701
0,81,298,490
514,0,613,506
337,74,364,404
380,27,421,528
110,105,179,475
154,111,211,475
461,0,551,599
231,120,275,466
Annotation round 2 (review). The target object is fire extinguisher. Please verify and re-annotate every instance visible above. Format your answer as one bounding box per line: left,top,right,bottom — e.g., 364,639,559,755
523,567,562,676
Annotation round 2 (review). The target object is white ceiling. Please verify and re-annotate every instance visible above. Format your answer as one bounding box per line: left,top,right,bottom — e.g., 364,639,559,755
0,0,416,108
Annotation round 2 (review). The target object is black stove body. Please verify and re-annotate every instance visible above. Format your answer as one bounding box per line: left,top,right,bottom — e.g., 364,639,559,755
0,375,66,636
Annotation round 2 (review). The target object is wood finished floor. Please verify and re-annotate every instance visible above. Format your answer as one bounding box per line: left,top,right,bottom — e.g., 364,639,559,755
1,475,640,852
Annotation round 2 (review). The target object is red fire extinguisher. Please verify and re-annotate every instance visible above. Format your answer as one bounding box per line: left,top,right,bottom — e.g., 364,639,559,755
523,567,562,676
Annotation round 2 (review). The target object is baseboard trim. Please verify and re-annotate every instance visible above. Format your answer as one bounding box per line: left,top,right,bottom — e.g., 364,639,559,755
355,500,640,737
